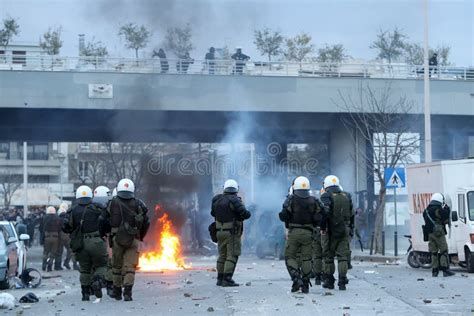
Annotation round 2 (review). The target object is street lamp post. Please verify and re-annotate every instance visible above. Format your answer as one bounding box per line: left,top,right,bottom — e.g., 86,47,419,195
23,142,28,217
423,0,432,163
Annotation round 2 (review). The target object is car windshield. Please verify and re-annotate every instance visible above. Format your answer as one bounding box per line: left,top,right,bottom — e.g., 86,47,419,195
0,231,6,250
0,224,16,240
467,191,474,221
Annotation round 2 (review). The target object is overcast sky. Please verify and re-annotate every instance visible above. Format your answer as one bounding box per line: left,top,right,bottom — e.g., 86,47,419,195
2,0,473,65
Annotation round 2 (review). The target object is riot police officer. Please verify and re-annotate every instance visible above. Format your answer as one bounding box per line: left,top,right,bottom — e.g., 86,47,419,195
63,185,108,301
423,193,455,277
108,179,150,301
42,206,61,272
211,179,251,287
320,175,354,291
92,186,114,296
279,176,323,293
56,203,78,270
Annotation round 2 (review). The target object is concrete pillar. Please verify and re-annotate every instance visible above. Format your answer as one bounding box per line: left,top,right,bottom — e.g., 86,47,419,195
329,127,367,195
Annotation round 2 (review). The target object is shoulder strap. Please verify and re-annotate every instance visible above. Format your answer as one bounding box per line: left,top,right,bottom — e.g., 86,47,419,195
78,205,88,232
425,209,436,225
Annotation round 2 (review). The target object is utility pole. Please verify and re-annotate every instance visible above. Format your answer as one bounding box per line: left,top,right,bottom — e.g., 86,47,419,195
423,0,432,163
23,142,28,217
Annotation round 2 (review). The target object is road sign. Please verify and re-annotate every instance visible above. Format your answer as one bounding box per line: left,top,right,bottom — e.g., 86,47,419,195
385,168,406,188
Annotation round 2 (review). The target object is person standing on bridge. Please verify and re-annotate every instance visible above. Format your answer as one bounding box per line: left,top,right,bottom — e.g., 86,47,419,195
231,47,250,74
211,179,251,287
63,186,108,301
320,175,354,291
279,176,324,293
108,179,150,301
423,193,455,277
205,47,216,74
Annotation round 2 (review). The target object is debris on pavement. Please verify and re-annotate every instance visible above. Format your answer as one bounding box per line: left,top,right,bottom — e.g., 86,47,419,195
416,278,424,281
423,299,432,304
0,293,15,309
245,282,251,286
184,293,192,298
207,307,214,312
19,293,39,303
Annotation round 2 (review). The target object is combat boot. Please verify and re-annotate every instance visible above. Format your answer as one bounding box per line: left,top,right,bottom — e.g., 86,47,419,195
54,263,63,271
42,259,47,272
442,269,455,277
291,277,303,293
47,260,53,272
221,274,239,287
338,276,348,291
301,279,311,294
91,277,103,299
81,286,91,301
106,281,114,297
216,273,224,286
123,286,133,301
64,260,71,270
111,285,122,301
432,268,439,277
314,273,322,286
73,261,80,271
322,274,335,290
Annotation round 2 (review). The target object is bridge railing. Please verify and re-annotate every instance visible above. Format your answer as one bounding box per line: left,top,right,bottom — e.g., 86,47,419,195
0,54,473,80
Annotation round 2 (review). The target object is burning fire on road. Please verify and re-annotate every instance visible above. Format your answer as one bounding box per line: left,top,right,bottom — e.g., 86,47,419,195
138,206,190,272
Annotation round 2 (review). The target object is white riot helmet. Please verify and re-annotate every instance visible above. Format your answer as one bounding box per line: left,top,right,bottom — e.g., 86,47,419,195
293,176,310,190
46,206,56,215
223,179,239,193
59,202,69,212
431,193,445,205
324,175,340,189
93,185,112,206
76,185,93,200
117,178,135,199
112,187,117,197
58,207,67,215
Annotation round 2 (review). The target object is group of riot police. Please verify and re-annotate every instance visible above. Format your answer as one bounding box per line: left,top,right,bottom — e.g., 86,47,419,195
44,178,150,302
210,174,353,293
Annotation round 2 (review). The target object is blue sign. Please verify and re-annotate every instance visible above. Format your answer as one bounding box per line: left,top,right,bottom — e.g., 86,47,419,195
385,168,406,188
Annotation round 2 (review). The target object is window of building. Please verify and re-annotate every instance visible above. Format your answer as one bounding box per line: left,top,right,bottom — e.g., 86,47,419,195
0,143,9,153
18,143,49,160
78,161,90,178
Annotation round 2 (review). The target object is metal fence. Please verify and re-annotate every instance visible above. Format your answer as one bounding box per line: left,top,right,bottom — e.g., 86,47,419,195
0,54,473,80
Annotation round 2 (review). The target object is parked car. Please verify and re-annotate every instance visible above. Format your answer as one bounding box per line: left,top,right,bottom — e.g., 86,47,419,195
0,221,29,276
0,227,19,289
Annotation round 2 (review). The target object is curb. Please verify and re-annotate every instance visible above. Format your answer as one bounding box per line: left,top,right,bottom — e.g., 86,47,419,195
353,255,401,263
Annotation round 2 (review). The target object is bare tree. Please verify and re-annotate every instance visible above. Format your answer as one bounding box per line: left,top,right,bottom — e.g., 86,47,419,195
404,43,451,66
254,28,284,67
40,26,63,55
105,143,159,194
0,172,22,209
81,38,108,57
284,33,314,62
317,44,348,72
370,27,407,65
118,23,151,59
333,82,420,254
0,17,20,52
164,24,194,58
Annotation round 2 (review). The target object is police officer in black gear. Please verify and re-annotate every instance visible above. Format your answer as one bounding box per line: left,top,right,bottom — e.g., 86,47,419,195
279,176,324,294
211,179,251,287
63,186,108,301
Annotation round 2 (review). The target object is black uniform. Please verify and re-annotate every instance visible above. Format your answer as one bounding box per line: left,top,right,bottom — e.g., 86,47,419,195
211,192,251,286
63,198,108,300
279,189,323,293
231,50,250,74
42,213,61,271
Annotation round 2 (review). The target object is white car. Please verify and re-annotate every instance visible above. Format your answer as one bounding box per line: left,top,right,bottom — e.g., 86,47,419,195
0,221,30,275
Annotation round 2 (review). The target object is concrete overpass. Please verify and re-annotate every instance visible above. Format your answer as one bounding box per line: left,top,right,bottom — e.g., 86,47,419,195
1,68,474,195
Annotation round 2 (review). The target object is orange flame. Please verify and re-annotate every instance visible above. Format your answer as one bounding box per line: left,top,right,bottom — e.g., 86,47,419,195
138,212,189,271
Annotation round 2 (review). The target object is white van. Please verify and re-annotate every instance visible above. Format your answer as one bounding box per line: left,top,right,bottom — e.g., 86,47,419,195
406,159,474,272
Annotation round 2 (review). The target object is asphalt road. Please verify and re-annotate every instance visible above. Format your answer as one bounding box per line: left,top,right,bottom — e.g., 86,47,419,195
2,246,473,316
